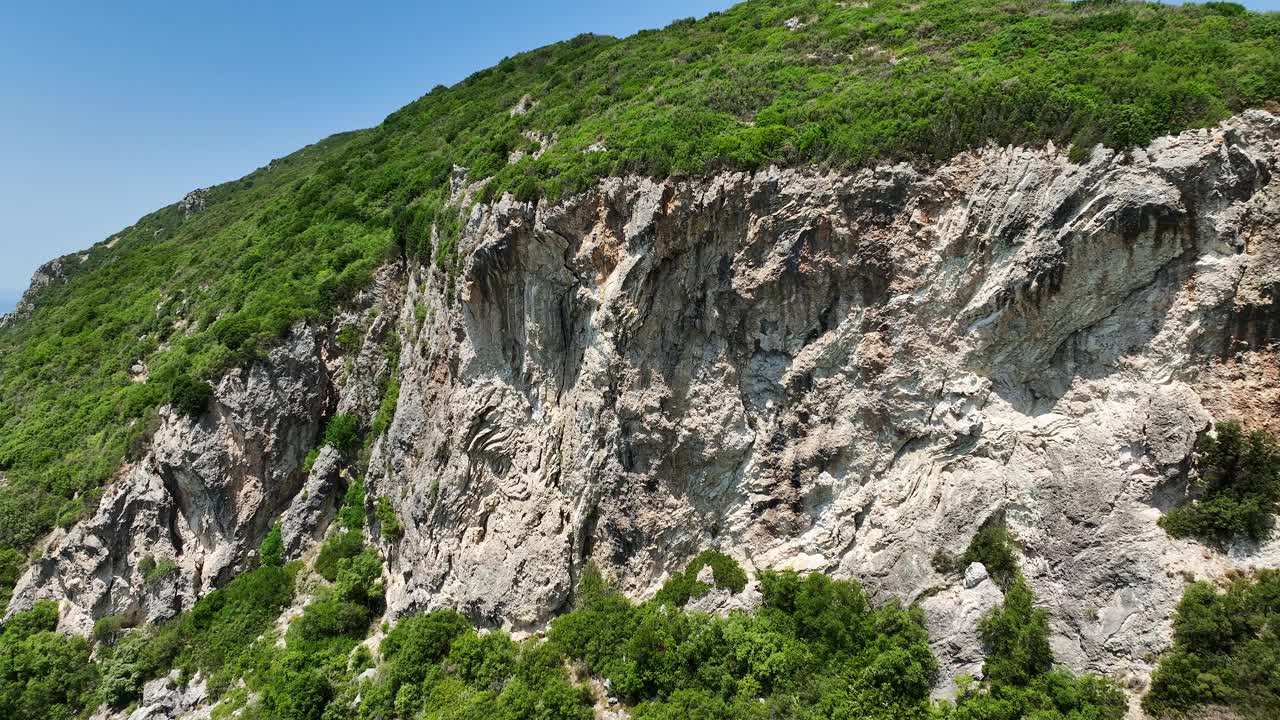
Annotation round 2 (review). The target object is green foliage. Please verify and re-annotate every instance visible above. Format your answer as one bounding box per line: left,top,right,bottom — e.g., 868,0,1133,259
0,602,97,720
359,610,591,720
1160,421,1280,545
550,566,937,718
370,377,400,440
94,623,183,709
169,373,214,417
375,496,402,540
92,615,129,644
338,478,366,531
978,575,1054,687
260,520,284,567
303,447,320,474
961,515,1020,588
315,530,365,582
0,548,24,611
653,550,748,607
1143,570,1280,719
936,569,1126,720
177,563,298,692
335,324,363,353
141,555,180,586
323,414,362,457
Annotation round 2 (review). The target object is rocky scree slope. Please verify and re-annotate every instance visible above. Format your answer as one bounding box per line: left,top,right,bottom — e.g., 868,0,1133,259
10,111,1280,709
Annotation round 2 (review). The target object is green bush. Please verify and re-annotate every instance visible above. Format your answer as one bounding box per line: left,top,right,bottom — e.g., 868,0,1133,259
978,574,1054,687
653,550,747,607
323,414,361,457
1143,570,1280,719
168,373,213,418
315,529,364,582
1160,422,1280,545
0,548,25,611
0,602,97,720
338,479,366,532
375,496,402,540
961,515,1020,588
141,555,179,586
259,520,284,567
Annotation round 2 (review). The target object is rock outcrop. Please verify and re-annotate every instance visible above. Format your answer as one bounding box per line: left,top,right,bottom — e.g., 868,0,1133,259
367,111,1280,692
12,111,1280,703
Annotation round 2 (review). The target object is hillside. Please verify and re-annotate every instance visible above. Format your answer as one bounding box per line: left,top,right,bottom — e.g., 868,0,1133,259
2,1,1280,719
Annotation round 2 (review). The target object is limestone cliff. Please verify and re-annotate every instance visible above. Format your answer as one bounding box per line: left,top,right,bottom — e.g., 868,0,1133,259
12,111,1280,708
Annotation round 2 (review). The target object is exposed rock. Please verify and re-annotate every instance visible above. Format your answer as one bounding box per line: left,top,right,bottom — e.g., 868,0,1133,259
509,94,537,116
90,670,209,720
1,256,70,326
279,446,345,561
963,562,989,589
15,112,1280,709
179,188,210,217
923,578,1005,698
362,111,1280,695
7,326,333,634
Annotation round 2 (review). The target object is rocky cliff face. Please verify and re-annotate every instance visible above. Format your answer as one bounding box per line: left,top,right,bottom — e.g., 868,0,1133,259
11,111,1280,702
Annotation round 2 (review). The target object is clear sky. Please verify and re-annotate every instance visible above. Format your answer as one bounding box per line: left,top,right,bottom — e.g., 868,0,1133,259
0,0,729,308
2,0,1279,311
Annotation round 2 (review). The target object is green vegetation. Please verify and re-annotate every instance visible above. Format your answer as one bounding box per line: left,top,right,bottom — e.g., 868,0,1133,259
1143,570,1280,720
961,515,1020,588
1160,421,1280,545
652,549,748,607
324,414,362,458
370,377,400,441
260,520,284,567
139,555,180,586
375,496,403,540
0,544,1143,720
0,602,96,720
553,564,939,719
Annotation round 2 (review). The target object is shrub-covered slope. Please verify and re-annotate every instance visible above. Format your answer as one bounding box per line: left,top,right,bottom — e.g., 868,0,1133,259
1,0,1278,575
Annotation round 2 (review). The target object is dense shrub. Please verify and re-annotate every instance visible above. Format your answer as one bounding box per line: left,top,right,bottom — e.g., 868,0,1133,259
177,563,298,691
259,520,284,567
168,373,213,417
315,529,365,581
0,602,97,720
375,496,402,540
323,414,362,457
960,515,1020,588
1143,570,1280,719
549,564,937,718
1160,422,1280,545
653,550,748,607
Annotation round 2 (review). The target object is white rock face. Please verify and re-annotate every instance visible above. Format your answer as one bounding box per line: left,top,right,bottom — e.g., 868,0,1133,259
365,111,1280,693
12,113,1280,708
6,267,405,635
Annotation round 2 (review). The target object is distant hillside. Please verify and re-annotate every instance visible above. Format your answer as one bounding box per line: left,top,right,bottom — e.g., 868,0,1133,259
0,0,1277,559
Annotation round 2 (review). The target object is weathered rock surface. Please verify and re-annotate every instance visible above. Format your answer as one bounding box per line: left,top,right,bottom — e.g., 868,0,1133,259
12,113,1280,713
923,568,1005,698
365,111,1280,694
7,326,332,634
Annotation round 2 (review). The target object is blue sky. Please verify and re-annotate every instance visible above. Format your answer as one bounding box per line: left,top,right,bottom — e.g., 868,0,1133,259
1,0,1278,310
0,0,727,308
